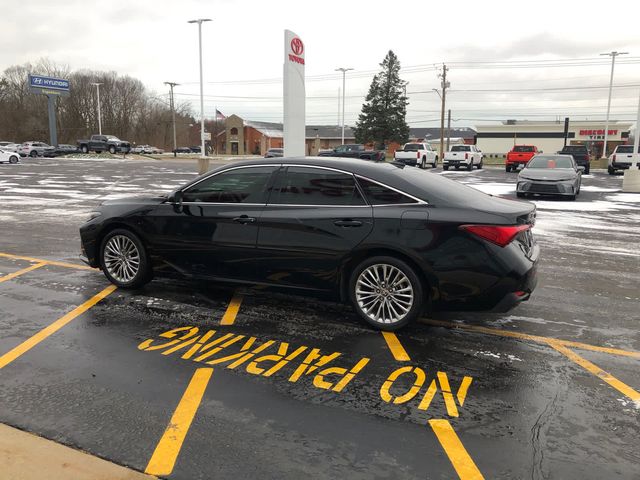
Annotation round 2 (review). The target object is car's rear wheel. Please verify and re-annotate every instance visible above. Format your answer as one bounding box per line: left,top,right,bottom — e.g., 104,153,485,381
9,156,18,164
29,150,38,157
420,157,426,169
477,160,483,169
466,161,473,171
506,165,512,172
100,229,151,289
81,145,89,153
608,167,615,175
109,145,116,154
349,256,423,331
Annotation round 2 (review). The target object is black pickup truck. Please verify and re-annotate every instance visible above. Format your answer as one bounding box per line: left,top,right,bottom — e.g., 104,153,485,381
77,135,131,154
559,145,590,174
317,144,386,161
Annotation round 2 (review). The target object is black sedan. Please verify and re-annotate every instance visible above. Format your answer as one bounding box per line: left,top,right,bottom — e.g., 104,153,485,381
517,154,582,200
79,157,539,330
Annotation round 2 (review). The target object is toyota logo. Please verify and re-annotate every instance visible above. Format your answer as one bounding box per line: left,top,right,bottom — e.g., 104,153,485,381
291,38,304,56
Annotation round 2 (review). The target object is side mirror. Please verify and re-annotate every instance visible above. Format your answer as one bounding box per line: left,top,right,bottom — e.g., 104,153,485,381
170,190,183,204
577,166,585,173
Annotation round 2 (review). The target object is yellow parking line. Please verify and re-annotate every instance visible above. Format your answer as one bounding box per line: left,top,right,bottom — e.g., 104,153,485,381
220,292,243,325
381,331,411,361
0,285,117,369
145,368,214,476
429,419,484,480
0,252,95,271
0,262,47,283
419,318,640,359
547,340,640,404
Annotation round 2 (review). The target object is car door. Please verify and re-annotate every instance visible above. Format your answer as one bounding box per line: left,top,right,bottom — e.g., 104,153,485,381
147,164,279,281
255,165,373,291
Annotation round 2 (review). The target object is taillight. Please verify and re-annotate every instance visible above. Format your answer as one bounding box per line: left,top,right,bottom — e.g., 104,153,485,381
417,152,420,159
459,224,531,247
613,154,616,161
465,153,469,160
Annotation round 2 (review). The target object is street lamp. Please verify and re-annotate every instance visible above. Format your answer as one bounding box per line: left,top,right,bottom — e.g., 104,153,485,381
188,18,212,159
164,82,179,157
600,51,628,158
335,67,353,145
90,82,103,135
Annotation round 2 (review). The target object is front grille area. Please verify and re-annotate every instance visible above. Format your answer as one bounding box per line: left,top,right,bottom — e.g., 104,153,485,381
528,183,560,194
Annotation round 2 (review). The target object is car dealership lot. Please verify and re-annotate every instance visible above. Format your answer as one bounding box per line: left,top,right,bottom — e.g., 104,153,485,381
1,158,639,479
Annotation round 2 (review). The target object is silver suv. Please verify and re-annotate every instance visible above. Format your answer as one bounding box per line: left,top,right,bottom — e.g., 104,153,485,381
19,141,52,157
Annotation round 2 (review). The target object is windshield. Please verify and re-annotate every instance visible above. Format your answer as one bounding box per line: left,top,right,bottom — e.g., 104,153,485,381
527,156,574,169
403,144,422,151
451,145,469,152
514,146,535,152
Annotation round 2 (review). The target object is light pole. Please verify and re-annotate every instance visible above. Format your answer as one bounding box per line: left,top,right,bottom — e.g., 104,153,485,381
90,82,103,135
188,18,212,159
164,82,179,157
335,67,353,145
600,51,628,158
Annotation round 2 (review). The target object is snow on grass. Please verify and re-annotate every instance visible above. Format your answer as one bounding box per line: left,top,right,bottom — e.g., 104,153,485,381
606,193,640,203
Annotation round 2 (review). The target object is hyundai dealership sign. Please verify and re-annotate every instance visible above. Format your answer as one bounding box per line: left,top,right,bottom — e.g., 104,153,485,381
28,74,70,96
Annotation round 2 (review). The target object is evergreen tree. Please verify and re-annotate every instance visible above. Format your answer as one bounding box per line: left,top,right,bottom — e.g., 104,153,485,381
353,50,409,148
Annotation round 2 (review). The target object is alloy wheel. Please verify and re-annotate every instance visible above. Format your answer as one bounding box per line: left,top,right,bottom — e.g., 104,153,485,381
103,235,141,283
355,264,414,324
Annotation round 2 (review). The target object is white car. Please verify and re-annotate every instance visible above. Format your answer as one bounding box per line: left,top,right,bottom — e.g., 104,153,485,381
1,143,21,152
130,145,147,154
18,141,52,157
0,149,20,164
608,145,640,175
443,145,483,171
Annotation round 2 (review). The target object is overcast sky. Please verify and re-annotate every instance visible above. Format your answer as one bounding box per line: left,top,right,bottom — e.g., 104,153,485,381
2,0,640,128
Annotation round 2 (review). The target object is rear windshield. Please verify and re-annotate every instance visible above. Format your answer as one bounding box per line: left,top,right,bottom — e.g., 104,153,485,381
403,144,422,151
562,146,586,152
451,145,470,152
514,146,534,152
616,146,635,153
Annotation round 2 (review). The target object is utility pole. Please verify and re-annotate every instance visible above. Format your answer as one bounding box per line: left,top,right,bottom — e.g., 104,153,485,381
600,51,628,158
90,82,103,135
335,67,354,145
438,64,449,162
164,82,179,157
337,87,340,126
446,109,451,152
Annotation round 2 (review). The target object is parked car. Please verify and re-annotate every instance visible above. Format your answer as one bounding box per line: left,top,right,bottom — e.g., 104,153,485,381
79,157,539,331
394,143,437,169
2,143,21,153
18,141,53,157
0,141,14,147
443,145,483,171
608,145,640,175
52,144,80,156
130,145,147,154
0,149,20,164
265,148,284,158
77,135,131,154
317,144,386,161
516,155,582,200
558,145,590,174
189,146,202,153
173,147,192,154
148,146,164,154
506,145,540,172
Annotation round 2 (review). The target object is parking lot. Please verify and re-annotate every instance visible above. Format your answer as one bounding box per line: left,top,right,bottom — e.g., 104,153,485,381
1,157,639,479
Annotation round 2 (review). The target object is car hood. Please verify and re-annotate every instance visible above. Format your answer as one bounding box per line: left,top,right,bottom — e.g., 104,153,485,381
101,195,167,206
518,169,577,180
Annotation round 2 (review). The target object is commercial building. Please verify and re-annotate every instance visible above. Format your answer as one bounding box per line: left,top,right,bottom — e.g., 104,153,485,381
476,120,632,157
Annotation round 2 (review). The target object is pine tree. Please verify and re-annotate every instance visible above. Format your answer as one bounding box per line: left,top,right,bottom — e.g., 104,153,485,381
353,50,409,148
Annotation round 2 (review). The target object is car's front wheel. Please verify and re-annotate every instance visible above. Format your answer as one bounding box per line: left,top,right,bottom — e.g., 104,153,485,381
100,229,151,289
109,145,116,154
349,256,424,331
9,155,18,164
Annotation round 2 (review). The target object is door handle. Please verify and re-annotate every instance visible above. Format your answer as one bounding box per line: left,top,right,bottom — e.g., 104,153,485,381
334,219,363,227
233,216,256,224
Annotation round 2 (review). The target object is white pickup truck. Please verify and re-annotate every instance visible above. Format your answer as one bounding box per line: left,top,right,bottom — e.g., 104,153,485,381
394,142,438,169
608,145,640,175
443,145,483,171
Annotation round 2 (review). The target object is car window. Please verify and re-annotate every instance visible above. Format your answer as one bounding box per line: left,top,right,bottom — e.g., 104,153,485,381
271,167,365,206
451,146,469,152
616,146,634,153
514,146,534,152
403,144,422,151
183,166,276,203
356,177,417,205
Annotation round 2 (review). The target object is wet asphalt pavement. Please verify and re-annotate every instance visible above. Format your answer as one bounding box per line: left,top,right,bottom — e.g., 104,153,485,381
0,157,639,479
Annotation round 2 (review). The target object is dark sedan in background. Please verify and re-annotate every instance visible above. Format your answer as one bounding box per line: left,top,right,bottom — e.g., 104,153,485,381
79,158,539,330
517,154,583,200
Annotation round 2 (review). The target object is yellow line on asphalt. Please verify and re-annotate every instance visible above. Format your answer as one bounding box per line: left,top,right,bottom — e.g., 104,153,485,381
381,331,411,361
145,368,214,476
547,340,640,404
429,419,484,480
220,293,243,325
0,285,117,369
419,318,640,359
0,262,47,283
0,252,95,271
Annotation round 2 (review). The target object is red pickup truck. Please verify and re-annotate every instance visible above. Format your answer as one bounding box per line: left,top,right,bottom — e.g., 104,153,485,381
506,145,539,172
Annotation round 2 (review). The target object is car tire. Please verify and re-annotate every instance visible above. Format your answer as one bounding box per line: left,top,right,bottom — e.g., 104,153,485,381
584,166,590,175
477,160,483,169
443,165,449,171
81,145,89,154
29,150,38,157
109,145,116,154
9,156,19,164
506,165,512,172
420,157,426,169
349,256,424,331
466,162,473,171
100,229,152,289
608,167,615,175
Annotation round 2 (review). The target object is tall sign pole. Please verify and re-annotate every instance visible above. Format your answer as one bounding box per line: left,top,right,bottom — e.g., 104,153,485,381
600,51,628,158
28,74,70,147
165,82,179,157
90,83,103,135
438,64,449,162
283,30,306,157
335,67,353,145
